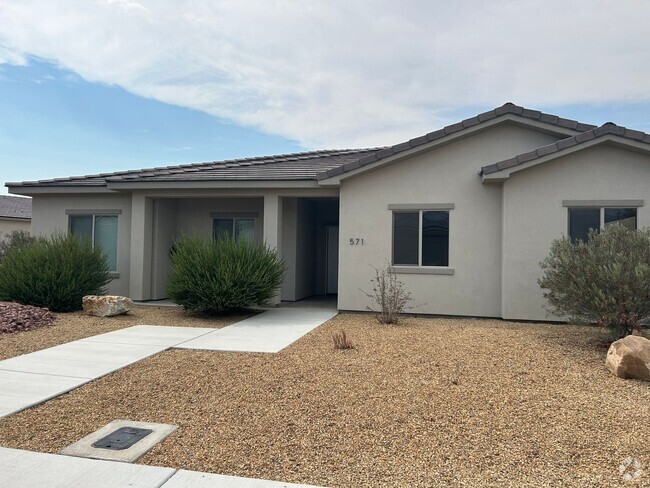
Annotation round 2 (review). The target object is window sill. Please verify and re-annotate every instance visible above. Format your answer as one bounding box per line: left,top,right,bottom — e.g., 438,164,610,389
108,272,120,279
393,266,454,275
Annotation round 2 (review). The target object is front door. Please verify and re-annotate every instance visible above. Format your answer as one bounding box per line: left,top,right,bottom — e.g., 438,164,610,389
326,225,339,294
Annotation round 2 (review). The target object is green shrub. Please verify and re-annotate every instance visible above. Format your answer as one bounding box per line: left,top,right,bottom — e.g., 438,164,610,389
0,230,36,261
167,235,286,314
539,224,650,339
0,233,111,312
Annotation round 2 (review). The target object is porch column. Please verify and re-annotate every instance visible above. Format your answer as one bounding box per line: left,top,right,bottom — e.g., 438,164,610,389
263,194,283,305
129,194,153,301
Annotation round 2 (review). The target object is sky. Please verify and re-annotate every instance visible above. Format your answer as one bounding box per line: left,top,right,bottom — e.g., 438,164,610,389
1,0,650,194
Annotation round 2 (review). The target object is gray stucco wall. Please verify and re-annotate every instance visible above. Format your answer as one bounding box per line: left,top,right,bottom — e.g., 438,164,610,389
337,123,560,316
501,143,650,321
30,193,132,296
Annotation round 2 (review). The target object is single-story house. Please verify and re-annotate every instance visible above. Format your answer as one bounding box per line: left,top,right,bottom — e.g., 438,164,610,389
0,195,31,237
7,103,650,321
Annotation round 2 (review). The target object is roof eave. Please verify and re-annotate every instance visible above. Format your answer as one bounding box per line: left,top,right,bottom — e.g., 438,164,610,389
105,179,325,191
0,216,31,221
6,184,114,196
481,134,650,182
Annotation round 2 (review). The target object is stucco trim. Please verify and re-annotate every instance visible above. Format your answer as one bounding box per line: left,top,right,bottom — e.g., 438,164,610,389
209,212,259,218
65,209,123,215
562,199,644,208
388,203,455,211
393,266,455,275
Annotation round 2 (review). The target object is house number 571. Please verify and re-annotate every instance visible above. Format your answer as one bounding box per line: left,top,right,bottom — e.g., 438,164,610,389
349,238,364,245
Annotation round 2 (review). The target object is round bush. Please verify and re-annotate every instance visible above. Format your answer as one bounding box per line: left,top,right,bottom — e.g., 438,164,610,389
0,233,111,312
167,236,286,314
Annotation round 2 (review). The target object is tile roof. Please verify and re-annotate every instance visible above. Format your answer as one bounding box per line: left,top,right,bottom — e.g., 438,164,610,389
314,102,597,180
0,195,31,219
481,122,650,176
7,148,384,187
5,103,603,189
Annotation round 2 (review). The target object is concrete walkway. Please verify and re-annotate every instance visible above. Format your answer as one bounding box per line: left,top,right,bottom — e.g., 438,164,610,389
0,310,337,486
0,309,337,417
175,309,338,353
0,326,215,418
0,447,322,487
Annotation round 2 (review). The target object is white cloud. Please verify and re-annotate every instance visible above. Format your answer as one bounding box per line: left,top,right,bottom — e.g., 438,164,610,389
0,44,26,65
0,0,649,147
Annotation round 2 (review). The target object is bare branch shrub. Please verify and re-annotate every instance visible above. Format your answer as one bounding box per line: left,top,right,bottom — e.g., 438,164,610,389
362,263,413,324
332,330,354,350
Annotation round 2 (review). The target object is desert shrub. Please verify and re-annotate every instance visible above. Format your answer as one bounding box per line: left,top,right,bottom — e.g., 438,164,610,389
332,330,354,350
362,263,412,324
0,233,111,312
539,224,650,339
0,230,36,261
167,235,286,314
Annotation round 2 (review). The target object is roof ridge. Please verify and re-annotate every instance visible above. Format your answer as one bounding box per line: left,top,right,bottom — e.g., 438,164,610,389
481,121,650,176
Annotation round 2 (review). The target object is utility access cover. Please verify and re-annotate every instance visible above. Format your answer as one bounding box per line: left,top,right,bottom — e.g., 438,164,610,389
92,427,153,451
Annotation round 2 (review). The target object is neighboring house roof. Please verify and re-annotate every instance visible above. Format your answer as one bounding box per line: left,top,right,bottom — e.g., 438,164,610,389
0,195,31,220
7,148,383,188
481,122,650,179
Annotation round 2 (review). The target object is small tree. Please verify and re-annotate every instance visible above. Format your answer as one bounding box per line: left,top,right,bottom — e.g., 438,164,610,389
167,235,286,314
362,263,413,324
539,224,650,339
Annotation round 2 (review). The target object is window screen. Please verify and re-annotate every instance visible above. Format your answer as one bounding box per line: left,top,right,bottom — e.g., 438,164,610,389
94,216,118,272
214,218,255,242
69,214,118,272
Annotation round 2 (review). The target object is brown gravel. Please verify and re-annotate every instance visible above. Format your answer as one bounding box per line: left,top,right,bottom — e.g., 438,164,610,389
0,314,648,487
0,305,248,361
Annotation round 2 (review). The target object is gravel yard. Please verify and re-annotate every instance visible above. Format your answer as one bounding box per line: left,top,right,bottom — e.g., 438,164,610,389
0,314,648,487
0,305,246,361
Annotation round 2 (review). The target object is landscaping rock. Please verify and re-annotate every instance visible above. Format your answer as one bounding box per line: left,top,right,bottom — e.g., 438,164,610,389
0,302,56,333
605,334,650,381
82,295,133,317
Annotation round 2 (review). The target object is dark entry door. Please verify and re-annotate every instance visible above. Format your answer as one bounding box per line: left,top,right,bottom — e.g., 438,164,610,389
326,225,339,294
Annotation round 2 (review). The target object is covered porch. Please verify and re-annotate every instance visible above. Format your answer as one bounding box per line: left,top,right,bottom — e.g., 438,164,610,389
128,189,340,306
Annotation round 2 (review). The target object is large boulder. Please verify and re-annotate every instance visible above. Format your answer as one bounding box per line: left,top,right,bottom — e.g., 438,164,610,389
83,295,133,317
605,335,650,381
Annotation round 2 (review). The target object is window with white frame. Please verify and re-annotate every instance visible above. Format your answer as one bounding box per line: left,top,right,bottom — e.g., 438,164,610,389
392,210,449,266
568,206,638,243
213,217,256,242
68,214,119,272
